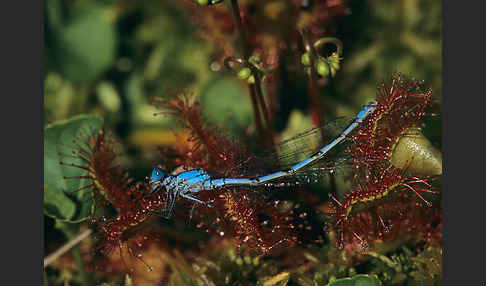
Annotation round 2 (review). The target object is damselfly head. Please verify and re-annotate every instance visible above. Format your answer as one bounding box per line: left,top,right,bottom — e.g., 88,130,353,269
150,168,165,182
149,168,166,192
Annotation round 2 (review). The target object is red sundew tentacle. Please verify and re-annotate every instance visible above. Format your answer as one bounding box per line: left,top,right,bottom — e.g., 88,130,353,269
59,127,144,212
127,245,153,273
65,183,95,196
328,193,343,207
414,188,440,194
94,213,158,273
63,162,92,171
330,164,439,249
151,91,246,175
349,226,368,250
407,177,433,187
57,152,91,163
377,214,390,234
117,245,135,277
401,183,432,207
203,190,299,255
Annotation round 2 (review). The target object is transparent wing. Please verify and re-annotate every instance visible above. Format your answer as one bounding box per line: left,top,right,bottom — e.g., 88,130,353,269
234,116,355,179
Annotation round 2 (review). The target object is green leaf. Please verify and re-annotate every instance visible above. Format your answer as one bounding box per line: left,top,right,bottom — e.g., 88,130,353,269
97,81,121,112
45,0,62,29
199,76,253,132
328,274,383,286
53,5,116,83
44,114,103,222
44,186,76,221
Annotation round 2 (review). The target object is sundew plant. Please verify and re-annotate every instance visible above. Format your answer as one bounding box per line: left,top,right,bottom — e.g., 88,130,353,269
44,0,442,285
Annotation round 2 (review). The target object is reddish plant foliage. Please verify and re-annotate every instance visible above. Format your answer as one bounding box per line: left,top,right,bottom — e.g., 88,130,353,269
93,184,165,256
59,128,134,210
151,90,245,173
327,73,441,250
60,72,441,270
346,73,434,175
328,165,438,250
172,0,349,64
59,127,170,274
150,92,299,254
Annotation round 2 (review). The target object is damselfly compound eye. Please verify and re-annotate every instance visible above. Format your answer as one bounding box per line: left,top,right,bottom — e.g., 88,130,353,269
150,168,165,182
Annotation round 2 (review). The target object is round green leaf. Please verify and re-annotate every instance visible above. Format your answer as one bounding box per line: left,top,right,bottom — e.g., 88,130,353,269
44,114,103,222
328,274,383,286
199,77,253,132
54,5,116,83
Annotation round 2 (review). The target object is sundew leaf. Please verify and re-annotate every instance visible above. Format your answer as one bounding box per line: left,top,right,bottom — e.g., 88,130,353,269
44,114,103,222
328,274,383,286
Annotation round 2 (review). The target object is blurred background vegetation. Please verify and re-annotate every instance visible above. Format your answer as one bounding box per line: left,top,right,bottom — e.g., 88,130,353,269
44,0,441,285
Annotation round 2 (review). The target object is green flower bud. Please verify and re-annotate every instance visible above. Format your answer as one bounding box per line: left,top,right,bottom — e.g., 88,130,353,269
328,52,341,71
247,75,255,84
249,54,261,64
193,0,224,5
301,52,311,66
237,67,251,80
315,58,330,77
389,127,442,176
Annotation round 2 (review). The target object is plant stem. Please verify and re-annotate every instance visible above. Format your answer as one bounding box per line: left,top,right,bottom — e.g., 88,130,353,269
300,29,338,193
253,70,272,137
45,227,94,285
313,37,344,56
44,270,49,286
229,0,273,147
71,243,93,286
44,228,92,267
300,29,326,128
248,85,267,144
229,0,249,59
